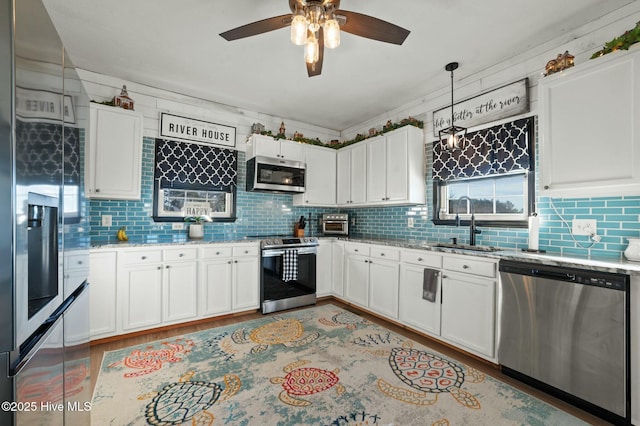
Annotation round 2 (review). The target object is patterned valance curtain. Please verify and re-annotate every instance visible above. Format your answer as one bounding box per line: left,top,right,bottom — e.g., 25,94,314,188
432,117,533,181
154,139,237,190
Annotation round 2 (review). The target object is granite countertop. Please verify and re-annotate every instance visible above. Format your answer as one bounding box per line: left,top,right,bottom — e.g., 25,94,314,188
91,235,260,249
339,237,640,276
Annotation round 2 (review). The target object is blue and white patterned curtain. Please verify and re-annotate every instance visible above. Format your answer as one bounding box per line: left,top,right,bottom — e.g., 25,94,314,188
154,139,237,190
432,117,533,181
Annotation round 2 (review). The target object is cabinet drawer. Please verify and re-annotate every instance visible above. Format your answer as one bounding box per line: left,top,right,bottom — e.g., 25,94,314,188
345,243,370,256
233,245,259,257
121,249,162,265
401,249,442,268
200,246,233,259
370,246,400,261
64,252,90,271
164,247,198,262
442,256,496,278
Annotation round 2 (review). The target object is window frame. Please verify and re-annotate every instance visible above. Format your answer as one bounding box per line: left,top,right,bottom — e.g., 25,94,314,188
152,182,237,223
432,170,535,228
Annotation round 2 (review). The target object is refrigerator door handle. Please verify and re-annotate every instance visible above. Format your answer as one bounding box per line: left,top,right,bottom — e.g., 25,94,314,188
10,315,63,377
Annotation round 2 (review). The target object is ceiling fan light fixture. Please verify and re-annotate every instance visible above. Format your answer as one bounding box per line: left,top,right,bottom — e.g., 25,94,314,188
324,18,340,49
439,61,467,151
291,14,308,45
305,33,319,64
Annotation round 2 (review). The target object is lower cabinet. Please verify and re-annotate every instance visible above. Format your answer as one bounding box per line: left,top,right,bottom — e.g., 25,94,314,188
331,241,344,297
316,239,333,297
90,242,259,340
399,263,441,336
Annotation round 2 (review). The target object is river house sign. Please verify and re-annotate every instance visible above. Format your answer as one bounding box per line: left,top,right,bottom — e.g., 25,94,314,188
432,78,529,138
160,112,236,148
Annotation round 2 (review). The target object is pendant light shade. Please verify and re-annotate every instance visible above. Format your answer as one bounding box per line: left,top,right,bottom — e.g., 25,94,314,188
305,33,319,64
439,62,467,150
324,18,340,49
291,14,308,46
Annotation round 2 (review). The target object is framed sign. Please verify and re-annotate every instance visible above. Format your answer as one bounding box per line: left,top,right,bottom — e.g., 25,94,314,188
433,78,529,137
160,112,236,148
16,87,75,124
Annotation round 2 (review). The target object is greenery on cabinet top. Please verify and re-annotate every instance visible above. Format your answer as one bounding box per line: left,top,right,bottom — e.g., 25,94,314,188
259,117,424,150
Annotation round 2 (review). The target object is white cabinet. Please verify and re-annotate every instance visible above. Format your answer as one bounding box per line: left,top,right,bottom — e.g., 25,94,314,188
87,103,143,200
89,250,117,339
331,240,344,297
399,250,443,336
316,239,333,296
337,143,367,206
199,243,260,316
119,247,198,333
366,126,425,205
539,48,640,197
440,255,497,358
293,144,337,206
343,243,400,320
247,134,305,162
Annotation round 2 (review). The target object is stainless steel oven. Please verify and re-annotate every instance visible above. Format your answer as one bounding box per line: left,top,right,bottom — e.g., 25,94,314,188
321,213,349,236
260,237,317,314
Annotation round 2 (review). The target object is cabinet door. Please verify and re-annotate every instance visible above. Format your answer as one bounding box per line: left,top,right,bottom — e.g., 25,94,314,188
331,241,344,296
88,104,143,200
399,263,441,335
336,149,351,205
368,258,399,319
295,146,336,205
279,140,305,162
199,258,233,316
163,261,198,323
441,272,495,357
233,257,259,310
316,240,332,296
385,129,410,201
89,251,117,338
539,50,640,197
366,136,387,203
252,134,279,158
120,264,163,332
350,143,367,205
344,254,369,307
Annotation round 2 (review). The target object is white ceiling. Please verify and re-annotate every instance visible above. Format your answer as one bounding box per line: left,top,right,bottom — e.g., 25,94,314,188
42,0,635,132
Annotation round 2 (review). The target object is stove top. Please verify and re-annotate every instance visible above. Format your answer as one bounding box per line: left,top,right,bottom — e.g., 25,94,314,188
260,237,319,250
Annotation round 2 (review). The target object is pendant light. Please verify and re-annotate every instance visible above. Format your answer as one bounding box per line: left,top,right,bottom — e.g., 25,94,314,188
439,62,467,150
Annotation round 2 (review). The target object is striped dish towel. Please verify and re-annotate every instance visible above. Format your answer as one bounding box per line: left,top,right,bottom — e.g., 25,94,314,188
282,249,298,282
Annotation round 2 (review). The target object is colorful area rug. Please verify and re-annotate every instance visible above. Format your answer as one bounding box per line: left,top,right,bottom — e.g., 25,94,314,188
92,304,587,425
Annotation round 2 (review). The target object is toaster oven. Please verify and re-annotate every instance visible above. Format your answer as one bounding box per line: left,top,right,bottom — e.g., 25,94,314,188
322,213,349,236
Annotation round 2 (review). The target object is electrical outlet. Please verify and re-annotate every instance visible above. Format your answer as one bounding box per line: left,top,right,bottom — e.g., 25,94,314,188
407,217,415,228
572,219,597,236
101,214,112,227
172,223,185,230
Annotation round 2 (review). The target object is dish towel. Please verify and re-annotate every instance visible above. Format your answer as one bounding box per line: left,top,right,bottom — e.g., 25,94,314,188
422,268,439,302
282,249,298,282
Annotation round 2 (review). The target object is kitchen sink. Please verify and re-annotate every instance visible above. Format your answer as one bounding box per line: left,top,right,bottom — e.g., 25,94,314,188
432,243,502,252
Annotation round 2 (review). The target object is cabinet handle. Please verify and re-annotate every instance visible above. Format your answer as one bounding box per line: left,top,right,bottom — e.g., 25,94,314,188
228,261,232,264
462,265,469,269
544,185,550,190
364,259,369,263
234,260,238,263
354,249,358,252
216,251,221,255
442,274,447,279
166,265,170,269
380,253,385,256
77,260,83,265
95,188,100,193
306,200,309,203
179,253,184,257
157,266,162,270
141,256,147,260
417,257,423,261
244,250,248,254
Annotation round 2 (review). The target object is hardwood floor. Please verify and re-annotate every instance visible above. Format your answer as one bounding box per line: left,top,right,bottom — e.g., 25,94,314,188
90,299,612,425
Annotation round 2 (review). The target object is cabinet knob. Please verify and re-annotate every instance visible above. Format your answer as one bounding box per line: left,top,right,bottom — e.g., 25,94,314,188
442,274,448,279
544,185,550,190
95,189,100,193
354,249,358,252
418,257,423,261
77,260,83,265
141,256,147,260
157,266,162,270
244,250,248,254
228,260,232,264
462,264,469,269
306,200,309,203
179,253,184,257
234,260,238,263
167,265,171,269
364,259,368,263
216,251,220,255
380,253,385,256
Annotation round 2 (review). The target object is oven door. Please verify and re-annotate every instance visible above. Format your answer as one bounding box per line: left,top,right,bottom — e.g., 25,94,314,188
323,220,348,235
261,246,316,313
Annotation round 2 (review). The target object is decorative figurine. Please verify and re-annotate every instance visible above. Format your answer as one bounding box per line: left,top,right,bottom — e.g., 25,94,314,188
113,85,135,110
369,128,377,136
544,51,575,76
293,131,304,140
278,121,286,136
251,123,265,134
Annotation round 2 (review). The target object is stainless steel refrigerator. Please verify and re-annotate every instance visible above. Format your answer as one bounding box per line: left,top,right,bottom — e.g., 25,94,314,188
0,0,91,424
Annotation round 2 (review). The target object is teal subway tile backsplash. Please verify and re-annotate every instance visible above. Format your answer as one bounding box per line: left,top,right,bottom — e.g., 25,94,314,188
88,135,640,259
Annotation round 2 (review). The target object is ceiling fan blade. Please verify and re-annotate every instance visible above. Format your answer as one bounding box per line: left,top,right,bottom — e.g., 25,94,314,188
307,27,324,77
220,14,292,41
336,10,410,45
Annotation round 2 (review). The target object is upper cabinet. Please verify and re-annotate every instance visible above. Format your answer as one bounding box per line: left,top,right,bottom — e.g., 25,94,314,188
246,134,305,162
366,126,425,205
86,103,143,200
293,144,337,206
539,48,640,197
337,142,367,206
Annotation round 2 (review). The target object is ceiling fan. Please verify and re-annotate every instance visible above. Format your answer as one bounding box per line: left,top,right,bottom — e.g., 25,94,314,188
220,0,410,77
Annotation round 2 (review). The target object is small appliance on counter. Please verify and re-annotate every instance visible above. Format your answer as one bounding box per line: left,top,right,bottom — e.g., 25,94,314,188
321,213,349,236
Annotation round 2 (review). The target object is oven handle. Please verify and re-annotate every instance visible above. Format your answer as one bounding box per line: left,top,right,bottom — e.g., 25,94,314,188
262,247,317,257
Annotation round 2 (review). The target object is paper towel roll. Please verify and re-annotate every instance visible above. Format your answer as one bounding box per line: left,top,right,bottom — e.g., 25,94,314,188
528,215,540,251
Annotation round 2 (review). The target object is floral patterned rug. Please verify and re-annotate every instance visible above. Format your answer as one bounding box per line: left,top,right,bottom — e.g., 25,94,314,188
91,304,588,425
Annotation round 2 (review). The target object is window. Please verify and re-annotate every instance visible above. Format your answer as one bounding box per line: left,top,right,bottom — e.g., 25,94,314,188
155,186,233,220
437,172,531,224
432,117,534,227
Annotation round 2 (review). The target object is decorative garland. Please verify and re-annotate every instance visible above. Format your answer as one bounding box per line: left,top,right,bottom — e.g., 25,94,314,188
260,116,424,149
591,21,640,59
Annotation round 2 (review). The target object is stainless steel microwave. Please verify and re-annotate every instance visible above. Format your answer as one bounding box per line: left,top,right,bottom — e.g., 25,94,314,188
246,156,306,193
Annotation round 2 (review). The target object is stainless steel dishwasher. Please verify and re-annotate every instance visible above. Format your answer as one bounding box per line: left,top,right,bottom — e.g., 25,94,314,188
498,260,630,424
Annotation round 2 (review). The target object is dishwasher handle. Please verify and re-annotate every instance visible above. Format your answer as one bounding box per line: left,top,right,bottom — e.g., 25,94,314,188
531,269,576,282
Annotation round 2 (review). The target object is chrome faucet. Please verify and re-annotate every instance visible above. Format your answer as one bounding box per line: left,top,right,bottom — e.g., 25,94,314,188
455,196,481,245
